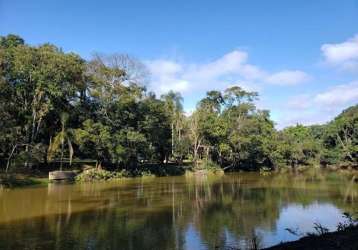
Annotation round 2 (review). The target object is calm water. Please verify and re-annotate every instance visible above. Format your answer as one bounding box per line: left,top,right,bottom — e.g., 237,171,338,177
0,171,357,250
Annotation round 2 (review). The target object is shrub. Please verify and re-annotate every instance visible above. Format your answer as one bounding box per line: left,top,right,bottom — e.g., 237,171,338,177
75,168,128,182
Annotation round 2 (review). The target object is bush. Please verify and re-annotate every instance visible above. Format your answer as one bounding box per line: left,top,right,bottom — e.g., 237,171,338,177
75,167,160,182
75,168,129,182
195,159,221,171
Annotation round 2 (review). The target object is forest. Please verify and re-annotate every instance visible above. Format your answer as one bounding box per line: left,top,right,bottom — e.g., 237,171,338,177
0,34,357,175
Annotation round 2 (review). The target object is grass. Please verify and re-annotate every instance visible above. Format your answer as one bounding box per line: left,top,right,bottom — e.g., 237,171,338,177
0,173,48,188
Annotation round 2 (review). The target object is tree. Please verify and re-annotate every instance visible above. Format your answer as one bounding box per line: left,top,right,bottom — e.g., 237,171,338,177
188,86,275,170
322,105,358,165
0,36,85,168
192,91,226,164
1,34,357,174
220,86,259,169
0,34,24,48
75,119,112,169
139,94,171,163
47,113,74,170
161,91,185,160
189,110,204,164
90,53,149,87
275,125,320,168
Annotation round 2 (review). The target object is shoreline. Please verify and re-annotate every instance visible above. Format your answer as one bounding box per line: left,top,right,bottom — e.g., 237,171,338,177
263,226,358,250
1,164,357,188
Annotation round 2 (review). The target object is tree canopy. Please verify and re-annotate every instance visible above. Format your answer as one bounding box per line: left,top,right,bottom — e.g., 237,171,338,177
1,34,357,172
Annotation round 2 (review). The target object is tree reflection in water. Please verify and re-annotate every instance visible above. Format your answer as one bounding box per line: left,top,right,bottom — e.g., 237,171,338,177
0,171,357,250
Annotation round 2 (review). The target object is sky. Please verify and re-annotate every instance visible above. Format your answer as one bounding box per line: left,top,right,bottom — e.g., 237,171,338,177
1,0,358,128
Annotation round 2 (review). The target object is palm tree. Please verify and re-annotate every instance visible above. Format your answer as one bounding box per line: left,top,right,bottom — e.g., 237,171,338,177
47,113,74,170
161,91,184,159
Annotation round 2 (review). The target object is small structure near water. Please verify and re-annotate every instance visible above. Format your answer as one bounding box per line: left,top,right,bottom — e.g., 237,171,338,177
49,171,76,181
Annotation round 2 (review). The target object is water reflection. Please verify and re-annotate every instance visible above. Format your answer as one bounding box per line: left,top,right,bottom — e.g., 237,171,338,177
257,203,347,247
0,172,357,249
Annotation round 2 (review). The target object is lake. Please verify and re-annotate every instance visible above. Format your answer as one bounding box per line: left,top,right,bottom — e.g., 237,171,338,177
0,171,357,249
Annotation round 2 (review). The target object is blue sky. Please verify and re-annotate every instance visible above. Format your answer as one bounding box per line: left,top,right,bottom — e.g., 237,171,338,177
1,0,358,128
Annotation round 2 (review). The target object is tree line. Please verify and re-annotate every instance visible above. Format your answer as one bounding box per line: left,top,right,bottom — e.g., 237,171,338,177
0,34,357,172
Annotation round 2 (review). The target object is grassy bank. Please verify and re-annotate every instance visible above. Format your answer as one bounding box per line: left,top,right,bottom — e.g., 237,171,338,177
0,173,48,188
1,162,217,186
2,161,357,187
75,162,226,182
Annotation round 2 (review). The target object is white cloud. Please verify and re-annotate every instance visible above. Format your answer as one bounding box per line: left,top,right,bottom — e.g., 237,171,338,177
146,59,190,94
275,81,358,128
146,49,309,96
314,81,358,106
147,60,182,76
145,36,358,129
321,34,358,72
275,35,358,128
321,35,358,63
157,79,189,93
277,112,329,129
193,50,250,79
145,45,358,130
265,70,310,86
287,94,312,109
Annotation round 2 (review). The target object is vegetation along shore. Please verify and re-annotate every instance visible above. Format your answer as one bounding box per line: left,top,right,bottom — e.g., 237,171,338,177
0,34,357,187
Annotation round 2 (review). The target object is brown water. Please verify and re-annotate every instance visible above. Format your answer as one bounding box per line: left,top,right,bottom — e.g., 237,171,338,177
0,171,357,250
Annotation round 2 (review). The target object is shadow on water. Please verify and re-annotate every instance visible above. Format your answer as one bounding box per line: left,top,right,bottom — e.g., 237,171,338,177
0,171,357,250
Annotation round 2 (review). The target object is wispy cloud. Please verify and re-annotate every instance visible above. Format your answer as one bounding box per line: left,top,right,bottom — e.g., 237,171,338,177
290,81,358,109
146,35,358,129
146,49,310,96
265,70,310,86
277,81,358,128
287,94,312,109
275,34,358,128
146,60,190,93
321,34,358,72
314,81,358,107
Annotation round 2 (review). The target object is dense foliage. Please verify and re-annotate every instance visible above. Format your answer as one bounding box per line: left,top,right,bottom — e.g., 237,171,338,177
0,34,357,172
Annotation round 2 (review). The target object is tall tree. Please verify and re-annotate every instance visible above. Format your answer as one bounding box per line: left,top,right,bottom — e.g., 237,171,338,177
47,113,74,170
161,91,184,159
0,36,85,167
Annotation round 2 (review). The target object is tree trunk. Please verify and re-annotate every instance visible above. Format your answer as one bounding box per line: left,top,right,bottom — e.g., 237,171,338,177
337,133,354,161
171,122,174,158
6,145,17,173
193,142,198,165
24,144,29,168
60,139,64,171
